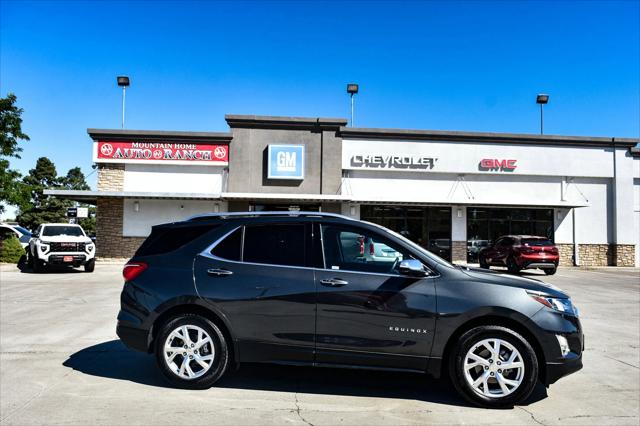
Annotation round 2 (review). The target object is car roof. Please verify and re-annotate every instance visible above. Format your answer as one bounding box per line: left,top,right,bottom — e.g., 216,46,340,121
499,235,549,239
42,223,82,226
187,211,351,221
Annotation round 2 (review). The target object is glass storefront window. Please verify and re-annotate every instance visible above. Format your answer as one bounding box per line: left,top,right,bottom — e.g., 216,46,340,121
466,207,554,263
360,205,452,261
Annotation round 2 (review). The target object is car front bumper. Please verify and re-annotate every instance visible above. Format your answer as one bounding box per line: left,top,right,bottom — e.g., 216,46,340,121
546,353,583,385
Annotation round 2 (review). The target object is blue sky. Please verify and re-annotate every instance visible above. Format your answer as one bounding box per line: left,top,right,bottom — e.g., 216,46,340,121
1,0,639,198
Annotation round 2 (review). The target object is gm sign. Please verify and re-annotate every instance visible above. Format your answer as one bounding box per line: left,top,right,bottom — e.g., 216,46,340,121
267,145,305,180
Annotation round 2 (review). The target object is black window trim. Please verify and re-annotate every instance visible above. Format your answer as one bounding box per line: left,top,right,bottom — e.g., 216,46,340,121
201,221,438,278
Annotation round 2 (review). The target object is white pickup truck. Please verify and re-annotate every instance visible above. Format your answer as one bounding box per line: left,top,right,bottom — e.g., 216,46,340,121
28,223,95,272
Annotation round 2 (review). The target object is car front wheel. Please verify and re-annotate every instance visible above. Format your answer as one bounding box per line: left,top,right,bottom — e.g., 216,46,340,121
479,257,489,269
84,259,95,272
449,325,538,408
155,314,229,389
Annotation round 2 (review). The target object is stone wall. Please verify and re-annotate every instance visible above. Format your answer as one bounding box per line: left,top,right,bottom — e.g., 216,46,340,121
556,243,574,266
97,164,124,191
611,244,635,267
578,244,611,267
451,240,467,264
96,198,144,260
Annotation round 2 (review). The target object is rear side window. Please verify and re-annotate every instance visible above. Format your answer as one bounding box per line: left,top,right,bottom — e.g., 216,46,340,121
136,224,219,256
522,238,553,246
211,228,242,261
242,224,305,267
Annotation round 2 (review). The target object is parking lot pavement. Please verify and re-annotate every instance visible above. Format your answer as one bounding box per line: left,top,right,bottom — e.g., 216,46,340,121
0,264,638,425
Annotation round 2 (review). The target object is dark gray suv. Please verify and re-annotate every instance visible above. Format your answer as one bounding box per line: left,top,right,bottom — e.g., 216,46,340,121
116,212,583,408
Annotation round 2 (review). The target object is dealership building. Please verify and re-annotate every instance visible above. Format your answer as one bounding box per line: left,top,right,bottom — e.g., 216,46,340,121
46,114,640,267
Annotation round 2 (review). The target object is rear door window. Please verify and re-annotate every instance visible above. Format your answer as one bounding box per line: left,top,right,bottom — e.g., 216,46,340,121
242,224,305,267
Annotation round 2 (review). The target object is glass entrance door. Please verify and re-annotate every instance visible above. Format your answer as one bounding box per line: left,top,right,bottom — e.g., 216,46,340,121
359,205,452,261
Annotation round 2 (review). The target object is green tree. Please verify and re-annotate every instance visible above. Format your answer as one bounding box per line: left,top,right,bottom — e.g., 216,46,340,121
16,157,69,230
61,167,91,190
61,167,95,234
0,93,30,214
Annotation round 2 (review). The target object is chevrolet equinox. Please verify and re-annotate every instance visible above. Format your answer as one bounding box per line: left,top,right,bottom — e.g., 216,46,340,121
116,212,583,408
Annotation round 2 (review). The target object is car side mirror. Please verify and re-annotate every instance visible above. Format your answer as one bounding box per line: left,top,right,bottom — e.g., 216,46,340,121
399,259,429,277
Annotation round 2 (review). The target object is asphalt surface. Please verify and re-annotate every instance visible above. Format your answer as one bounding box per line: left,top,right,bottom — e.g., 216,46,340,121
0,263,638,425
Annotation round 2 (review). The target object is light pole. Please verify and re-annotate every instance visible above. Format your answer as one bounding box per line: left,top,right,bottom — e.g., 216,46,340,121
347,83,359,127
117,76,130,129
536,94,549,135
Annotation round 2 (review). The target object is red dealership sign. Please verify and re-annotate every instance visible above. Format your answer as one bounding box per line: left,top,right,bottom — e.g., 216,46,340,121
95,141,228,164
479,158,517,171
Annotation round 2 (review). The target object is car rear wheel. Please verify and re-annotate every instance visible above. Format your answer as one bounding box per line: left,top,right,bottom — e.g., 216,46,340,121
544,267,557,275
449,325,538,408
155,314,229,389
507,256,520,274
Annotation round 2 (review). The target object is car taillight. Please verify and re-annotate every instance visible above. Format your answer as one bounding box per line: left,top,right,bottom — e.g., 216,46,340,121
369,242,375,255
123,262,148,282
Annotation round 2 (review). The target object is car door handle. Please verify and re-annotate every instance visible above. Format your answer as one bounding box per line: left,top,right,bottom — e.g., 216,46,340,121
320,278,348,287
207,268,233,277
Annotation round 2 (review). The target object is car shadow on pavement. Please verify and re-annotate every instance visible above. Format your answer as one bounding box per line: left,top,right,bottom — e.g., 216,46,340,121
63,340,548,407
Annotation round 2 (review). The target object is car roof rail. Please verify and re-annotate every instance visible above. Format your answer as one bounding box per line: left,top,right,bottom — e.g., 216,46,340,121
187,211,352,221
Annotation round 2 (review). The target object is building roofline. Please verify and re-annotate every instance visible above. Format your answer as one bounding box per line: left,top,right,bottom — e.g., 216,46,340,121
225,114,348,131
338,126,640,148
87,129,233,144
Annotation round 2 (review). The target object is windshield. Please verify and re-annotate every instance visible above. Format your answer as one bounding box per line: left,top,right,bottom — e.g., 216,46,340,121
14,226,31,236
42,226,85,237
362,220,455,269
522,238,553,246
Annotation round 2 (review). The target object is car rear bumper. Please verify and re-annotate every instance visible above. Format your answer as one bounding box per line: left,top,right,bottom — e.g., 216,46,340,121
116,322,151,353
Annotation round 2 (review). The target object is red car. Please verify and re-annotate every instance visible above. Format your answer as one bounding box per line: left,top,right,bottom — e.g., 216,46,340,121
478,235,559,275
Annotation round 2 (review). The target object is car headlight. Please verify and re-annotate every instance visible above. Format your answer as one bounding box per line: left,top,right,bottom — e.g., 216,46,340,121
86,243,94,253
39,244,50,253
528,292,579,316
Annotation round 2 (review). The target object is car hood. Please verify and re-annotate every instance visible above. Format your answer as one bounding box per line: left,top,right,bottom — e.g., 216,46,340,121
459,266,568,298
40,236,92,244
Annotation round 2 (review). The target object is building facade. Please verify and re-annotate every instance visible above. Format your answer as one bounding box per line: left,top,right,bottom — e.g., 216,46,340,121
47,115,640,266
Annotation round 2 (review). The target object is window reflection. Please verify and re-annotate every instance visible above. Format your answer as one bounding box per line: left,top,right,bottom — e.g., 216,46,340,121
467,208,554,262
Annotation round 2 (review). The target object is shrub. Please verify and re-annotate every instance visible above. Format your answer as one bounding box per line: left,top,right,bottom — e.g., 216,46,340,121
0,234,25,264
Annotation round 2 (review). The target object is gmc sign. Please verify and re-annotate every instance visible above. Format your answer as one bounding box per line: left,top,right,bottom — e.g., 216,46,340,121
479,158,517,171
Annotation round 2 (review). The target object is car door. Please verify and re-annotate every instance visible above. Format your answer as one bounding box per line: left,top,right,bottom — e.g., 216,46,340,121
194,222,316,364
484,237,504,265
493,237,514,265
313,222,437,371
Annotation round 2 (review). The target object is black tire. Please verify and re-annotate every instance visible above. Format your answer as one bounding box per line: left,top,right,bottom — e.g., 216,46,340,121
84,259,95,272
449,325,539,408
155,314,229,389
544,267,557,275
507,256,520,274
479,257,489,269
32,256,45,273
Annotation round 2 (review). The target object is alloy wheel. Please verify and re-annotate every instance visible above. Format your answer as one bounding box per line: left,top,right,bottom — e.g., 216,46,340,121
463,338,525,398
163,325,215,380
